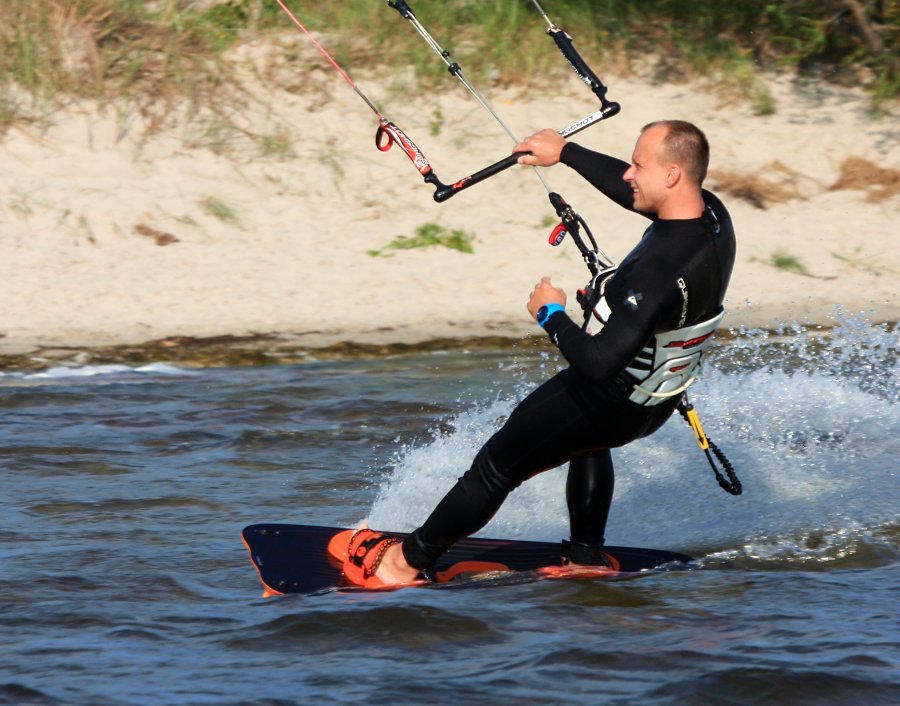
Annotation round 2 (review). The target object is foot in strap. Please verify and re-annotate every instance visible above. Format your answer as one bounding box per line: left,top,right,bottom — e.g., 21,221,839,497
537,540,619,578
336,528,425,589
562,539,614,568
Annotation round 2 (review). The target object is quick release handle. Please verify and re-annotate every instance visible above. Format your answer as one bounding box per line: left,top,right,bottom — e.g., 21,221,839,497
549,191,570,217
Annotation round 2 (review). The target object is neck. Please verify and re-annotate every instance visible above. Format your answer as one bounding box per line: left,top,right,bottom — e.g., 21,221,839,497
657,191,705,220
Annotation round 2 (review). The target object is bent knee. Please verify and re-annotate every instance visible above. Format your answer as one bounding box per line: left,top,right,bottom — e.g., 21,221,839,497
466,446,522,495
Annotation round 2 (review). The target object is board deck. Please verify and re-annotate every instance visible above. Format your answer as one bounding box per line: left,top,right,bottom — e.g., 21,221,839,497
242,523,693,596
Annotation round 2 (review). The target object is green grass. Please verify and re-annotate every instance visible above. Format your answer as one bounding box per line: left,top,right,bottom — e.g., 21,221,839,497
258,129,296,160
770,249,811,277
314,141,348,192
832,246,897,277
0,0,896,136
429,105,444,138
368,222,475,257
200,195,242,229
539,214,558,229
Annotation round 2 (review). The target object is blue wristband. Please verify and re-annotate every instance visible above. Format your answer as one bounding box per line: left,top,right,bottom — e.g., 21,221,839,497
537,303,566,329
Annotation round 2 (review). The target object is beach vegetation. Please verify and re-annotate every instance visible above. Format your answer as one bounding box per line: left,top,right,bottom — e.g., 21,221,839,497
770,250,812,277
200,194,242,228
258,128,296,160
172,213,200,228
829,156,900,202
539,214,558,229
314,139,348,192
134,223,179,246
367,222,475,257
6,189,35,220
0,0,896,137
186,116,244,156
429,105,445,137
709,162,811,209
831,246,897,277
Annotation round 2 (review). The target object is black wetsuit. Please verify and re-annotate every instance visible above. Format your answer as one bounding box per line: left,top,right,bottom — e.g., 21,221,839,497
402,142,736,570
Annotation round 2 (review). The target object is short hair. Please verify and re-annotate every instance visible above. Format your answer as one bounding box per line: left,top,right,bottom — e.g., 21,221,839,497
642,120,710,185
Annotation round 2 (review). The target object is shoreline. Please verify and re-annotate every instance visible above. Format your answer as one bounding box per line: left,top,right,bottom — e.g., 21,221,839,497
2,316,893,374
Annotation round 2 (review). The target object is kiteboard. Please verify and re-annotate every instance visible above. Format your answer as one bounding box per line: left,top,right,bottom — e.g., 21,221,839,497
242,523,693,596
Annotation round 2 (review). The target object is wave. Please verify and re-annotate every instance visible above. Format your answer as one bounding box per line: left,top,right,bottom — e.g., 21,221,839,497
0,361,197,382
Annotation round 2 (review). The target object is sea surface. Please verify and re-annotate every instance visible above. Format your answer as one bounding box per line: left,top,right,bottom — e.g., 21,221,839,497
1,316,897,706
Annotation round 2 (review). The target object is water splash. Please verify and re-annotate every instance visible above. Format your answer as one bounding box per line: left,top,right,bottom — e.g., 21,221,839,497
702,521,899,570
367,315,898,560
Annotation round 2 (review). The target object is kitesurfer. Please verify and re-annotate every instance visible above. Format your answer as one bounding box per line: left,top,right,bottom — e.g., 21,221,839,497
339,120,736,587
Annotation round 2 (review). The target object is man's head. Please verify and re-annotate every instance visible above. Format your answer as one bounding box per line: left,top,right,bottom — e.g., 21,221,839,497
623,120,709,216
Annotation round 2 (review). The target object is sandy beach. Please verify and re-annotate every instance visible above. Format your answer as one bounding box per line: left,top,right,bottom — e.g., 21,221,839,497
2,36,898,364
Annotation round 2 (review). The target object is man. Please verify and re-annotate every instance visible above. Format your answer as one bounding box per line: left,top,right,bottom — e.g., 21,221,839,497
337,120,736,587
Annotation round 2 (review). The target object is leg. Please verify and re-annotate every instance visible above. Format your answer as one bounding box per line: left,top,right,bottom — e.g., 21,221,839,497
373,369,649,584
402,370,608,571
565,450,615,565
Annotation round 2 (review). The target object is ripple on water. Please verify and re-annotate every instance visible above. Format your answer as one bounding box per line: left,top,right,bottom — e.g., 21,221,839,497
222,604,500,654
640,668,900,706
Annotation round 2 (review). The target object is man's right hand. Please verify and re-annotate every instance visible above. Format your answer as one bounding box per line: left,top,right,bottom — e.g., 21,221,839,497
514,129,567,167
527,276,567,320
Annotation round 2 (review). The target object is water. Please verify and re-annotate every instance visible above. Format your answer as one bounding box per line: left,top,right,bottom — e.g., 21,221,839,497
1,317,897,706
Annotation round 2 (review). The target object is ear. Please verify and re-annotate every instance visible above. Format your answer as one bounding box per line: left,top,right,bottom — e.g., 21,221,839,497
665,163,682,188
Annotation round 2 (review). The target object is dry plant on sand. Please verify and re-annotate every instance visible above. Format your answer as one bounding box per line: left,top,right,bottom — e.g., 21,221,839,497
707,162,816,209
709,158,900,209
829,157,900,203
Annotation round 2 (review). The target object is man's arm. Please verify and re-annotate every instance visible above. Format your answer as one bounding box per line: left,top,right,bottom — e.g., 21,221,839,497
559,143,636,212
527,274,662,384
513,129,642,214
542,309,651,384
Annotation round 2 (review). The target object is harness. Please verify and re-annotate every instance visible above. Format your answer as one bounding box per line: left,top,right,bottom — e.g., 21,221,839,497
565,204,741,495
577,204,726,406
622,308,725,406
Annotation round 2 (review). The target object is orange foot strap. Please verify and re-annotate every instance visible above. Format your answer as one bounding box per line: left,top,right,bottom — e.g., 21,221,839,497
538,551,621,579
334,528,426,590
327,529,356,562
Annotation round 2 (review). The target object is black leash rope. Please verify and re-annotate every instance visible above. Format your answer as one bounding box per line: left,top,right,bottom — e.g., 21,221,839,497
547,192,613,277
677,396,742,495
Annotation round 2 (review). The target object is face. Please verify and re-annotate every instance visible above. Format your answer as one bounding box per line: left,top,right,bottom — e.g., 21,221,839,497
622,125,671,214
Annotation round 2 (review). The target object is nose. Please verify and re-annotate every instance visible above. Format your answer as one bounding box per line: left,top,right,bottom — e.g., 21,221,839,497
622,165,635,182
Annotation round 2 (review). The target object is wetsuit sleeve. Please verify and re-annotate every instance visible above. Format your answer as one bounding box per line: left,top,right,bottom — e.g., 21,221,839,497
541,264,678,383
541,309,652,384
560,143,637,213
